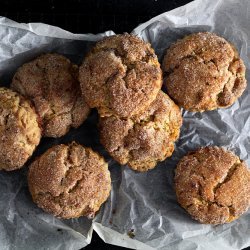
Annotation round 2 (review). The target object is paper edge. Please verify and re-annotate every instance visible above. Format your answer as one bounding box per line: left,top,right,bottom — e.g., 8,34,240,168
0,16,115,41
131,0,198,35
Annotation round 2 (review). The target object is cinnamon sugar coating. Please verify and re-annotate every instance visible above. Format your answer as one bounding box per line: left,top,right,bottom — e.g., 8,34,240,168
0,88,41,171
28,142,111,219
175,147,250,224
79,34,162,118
11,53,90,138
163,32,246,112
99,91,182,171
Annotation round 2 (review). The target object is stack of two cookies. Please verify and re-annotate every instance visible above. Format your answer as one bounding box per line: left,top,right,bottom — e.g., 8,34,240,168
79,34,183,172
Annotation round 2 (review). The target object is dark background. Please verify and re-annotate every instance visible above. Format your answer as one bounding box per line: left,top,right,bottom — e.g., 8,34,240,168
1,0,191,34
1,1,249,250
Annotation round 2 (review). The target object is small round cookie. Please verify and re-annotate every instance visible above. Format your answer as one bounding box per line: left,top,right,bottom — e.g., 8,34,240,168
0,88,41,171
162,32,247,112
79,34,162,118
11,53,90,138
175,147,250,224
99,91,182,171
28,142,111,219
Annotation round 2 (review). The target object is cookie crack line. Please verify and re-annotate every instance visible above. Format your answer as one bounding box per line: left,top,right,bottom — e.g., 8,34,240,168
60,144,83,188
100,43,153,65
34,62,52,112
164,44,241,76
104,113,157,154
185,184,231,212
108,117,146,154
215,55,243,102
36,191,64,199
165,48,243,107
37,172,86,199
3,113,11,126
68,178,82,194
185,161,241,218
213,161,240,195
14,62,57,120
163,53,199,77
216,76,232,105
190,153,241,202
111,117,174,163
164,51,221,76
60,145,73,186
99,47,159,91
35,60,77,120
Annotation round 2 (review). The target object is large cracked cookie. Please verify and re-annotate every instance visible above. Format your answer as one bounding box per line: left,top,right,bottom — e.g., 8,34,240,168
11,53,90,138
175,147,250,224
28,142,111,219
162,32,246,112
0,88,41,171
79,34,162,118
99,91,182,172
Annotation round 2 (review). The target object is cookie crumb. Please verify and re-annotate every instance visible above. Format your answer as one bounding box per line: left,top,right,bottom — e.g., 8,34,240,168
127,229,135,239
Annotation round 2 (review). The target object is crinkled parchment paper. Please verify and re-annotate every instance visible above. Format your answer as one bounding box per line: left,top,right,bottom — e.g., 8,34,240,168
0,0,249,249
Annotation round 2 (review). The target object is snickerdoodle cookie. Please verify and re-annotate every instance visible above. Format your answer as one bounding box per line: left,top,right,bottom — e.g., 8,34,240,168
11,53,90,138
79,34,162,118
162,32,246,112
175,147,250,224
99,91,182,171
0,88,41,171
28,142,111,219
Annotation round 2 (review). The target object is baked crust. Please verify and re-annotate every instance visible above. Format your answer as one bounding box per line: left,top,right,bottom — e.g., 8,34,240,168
28,142,111,219
175,147,250,224
162,32,246,112
11,53,90,138
79,34,162,118
99,91,182,171
0,88,41,171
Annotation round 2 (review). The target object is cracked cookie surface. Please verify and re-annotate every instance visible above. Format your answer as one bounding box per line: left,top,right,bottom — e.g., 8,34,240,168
28,142,111,219
11,53,90,138
79,34,162,118
175,147,250,224
0,88,41,171
99,91,182,171
162,32,246,112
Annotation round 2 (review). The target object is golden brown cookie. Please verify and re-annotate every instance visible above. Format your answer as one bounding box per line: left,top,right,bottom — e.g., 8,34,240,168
99,91,182,171
28,142,111,219
79,34,162,118
0,87,41,171
11,53,90,138
162,32,246,112
175,147,250,224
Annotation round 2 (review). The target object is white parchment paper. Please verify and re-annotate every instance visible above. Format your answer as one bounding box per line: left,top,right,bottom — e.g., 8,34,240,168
0,0,249,249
